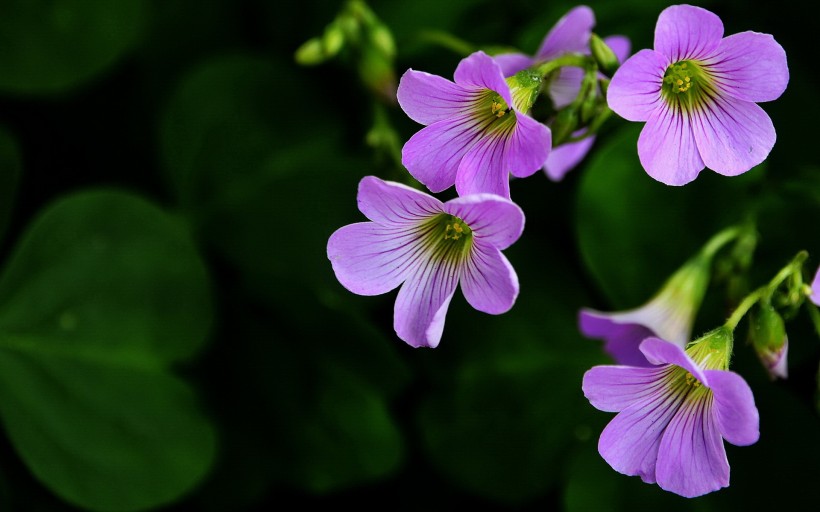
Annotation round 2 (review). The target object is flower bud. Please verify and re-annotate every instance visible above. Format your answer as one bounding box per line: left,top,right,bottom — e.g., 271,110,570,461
322,21,346,58
551,108,578,146
369,24,396,59
294,37,326,66
590,33,620,75
748,302,788,379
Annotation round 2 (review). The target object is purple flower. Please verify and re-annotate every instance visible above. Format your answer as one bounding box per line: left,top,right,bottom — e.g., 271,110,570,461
810,265,820,306
327,176,524,348
607,4,788,185
493,6,632,181
397,51,551,199
583,331,759,498
580,254,711,366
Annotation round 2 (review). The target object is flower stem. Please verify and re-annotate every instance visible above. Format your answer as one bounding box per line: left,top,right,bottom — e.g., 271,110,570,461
723,251,809,331
534,54,591,78
699,225,742,259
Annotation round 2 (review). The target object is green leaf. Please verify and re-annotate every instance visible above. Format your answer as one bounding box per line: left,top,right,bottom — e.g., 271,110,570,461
0,0,145,95
0,189,216,511
0,126,21,243
575,124,756,308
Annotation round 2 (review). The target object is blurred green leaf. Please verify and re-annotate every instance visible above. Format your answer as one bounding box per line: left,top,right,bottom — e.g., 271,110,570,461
0,126,21,243
0,189,216,511
575,124,756,308
0,0,145,95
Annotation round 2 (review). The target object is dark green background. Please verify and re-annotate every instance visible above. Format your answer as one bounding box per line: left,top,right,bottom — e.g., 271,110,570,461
0,0,817,510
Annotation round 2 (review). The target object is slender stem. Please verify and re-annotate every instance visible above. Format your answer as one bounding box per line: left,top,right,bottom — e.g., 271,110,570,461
699,225,742,259
534,54,590,77
724,287,765,331
415,30,476,56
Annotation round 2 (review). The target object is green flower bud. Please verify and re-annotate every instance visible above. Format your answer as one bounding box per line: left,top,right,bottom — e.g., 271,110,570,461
295,37,326,66
323,21,346,58
369,24,396,59
590,33,620,75
551,108,578,146
748,302,788,379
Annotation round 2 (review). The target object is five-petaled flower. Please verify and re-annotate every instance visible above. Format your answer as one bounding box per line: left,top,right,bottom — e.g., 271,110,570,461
583,330,759,498
327,176,524,348
494,5,631,181
607,4,788,185
397,51,551,199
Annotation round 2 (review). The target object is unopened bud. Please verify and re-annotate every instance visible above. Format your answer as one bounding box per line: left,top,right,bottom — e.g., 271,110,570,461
590,33,620,75
323,22,346,58
295,38,325,66
551,108,578,146
369,24,396,59
749,302,788,379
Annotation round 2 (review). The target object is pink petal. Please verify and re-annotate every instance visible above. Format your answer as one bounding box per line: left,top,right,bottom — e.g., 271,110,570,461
444,194,524,250
397,69,481,125
638,104,705,185
705,31,788,103
691,95,775,177
705,369,759,446
639,338,707,384
811,266,820,306
504,114,551,178
653,4,723,62
393,253,459,348
598,388,684,484
356,176,443,224
402,114,487,193
583,365,671,413
327,222,420,296
607,49,667,122
536,5,595,60
455,129,510,198
544,132,595,181
454,51,512,107
655,396,730,497
493,53,533,77
549,66,584,109
460,242,518,314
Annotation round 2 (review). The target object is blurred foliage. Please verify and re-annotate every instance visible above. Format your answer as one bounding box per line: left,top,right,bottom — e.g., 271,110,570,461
0,0,816,510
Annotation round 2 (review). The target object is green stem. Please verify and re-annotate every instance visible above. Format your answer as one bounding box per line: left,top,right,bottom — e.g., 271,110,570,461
534,54,590,78
414,30,475,56
699,225,742,260
724,288,766,331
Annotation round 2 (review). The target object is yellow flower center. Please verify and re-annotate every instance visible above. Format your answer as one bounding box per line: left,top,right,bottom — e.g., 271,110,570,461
661,60,716,112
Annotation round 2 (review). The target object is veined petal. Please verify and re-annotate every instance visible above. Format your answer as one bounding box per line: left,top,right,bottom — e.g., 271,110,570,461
578,309,656,367
705,369,759,446
454,51,513,107
640,338,707,384
536,5,595,60
327,222,421,296
654,5,723,62
691,95,775,177
394,252,460,348
811,266,820,306
494,53,534,77
583,365,671,413
598,387,685,484
397,69,481,125
638,103,705,185
444,194,524,250
549,66,584,109
460,242,518,314
402,114,488,193
544,131,595,181
705,32,788,103
456,128,510,198
607,49,667,122
505,114,551,178
604,35,632,65
357,176,443,224
655,394,729,497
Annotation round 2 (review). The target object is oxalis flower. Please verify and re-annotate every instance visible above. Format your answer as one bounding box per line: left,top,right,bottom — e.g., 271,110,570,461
493,5,631,181
583,329,759,497
810,265,820,306
607,4,788,185
397,51,551,199
580,252,711,367
327,176,524,348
